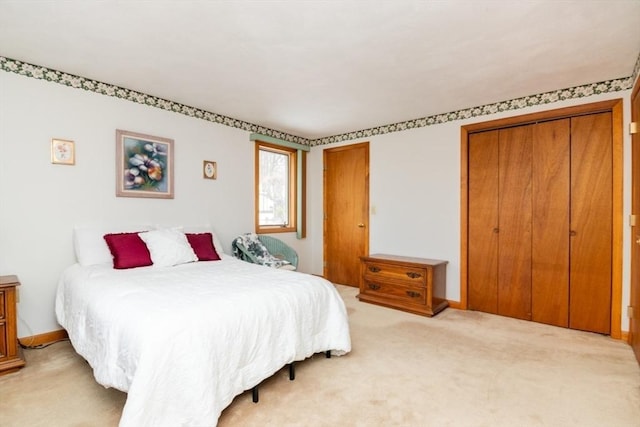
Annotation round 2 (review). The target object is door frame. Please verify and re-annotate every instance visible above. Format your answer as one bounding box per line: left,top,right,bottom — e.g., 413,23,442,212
630,78,640,359
460,99,624,338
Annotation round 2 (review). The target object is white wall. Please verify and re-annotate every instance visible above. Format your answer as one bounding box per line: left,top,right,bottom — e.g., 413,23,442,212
308,91,633,331
0,71,310,337
0,69,633,337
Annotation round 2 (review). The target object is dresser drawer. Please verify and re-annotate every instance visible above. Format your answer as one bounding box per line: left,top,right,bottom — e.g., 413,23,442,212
0,291,4,320
362,280,426,305
362,262,427,286
0,323,6,359
359,254,448,317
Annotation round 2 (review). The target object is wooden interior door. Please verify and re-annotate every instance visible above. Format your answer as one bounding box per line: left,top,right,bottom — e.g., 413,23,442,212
569,112,613,334
323,142,369,287
498,125,533,320
532,119,570,327
468,130,499,313
630,81,640,363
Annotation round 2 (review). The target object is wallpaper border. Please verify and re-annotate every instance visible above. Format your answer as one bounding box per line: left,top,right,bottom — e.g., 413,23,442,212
1,54,638,147
310,74,635,146
0,56,311,146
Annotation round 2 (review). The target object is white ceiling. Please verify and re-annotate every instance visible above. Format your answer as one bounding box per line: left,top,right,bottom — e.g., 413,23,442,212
1,1,639,140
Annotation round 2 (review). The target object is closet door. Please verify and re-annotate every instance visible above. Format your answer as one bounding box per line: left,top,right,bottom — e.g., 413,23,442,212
498,125,533,320
570,112,612,334
532,119,570,327
468,130,499,314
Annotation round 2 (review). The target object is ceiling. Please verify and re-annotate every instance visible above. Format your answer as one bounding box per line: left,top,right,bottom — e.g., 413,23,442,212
1,1,639,141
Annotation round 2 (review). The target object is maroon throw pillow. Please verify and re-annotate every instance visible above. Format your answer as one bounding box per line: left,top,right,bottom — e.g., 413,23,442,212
103,232,153,269
185,232,221,261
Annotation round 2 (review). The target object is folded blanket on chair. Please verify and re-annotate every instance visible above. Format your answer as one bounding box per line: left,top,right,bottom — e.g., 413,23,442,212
232,233,292,269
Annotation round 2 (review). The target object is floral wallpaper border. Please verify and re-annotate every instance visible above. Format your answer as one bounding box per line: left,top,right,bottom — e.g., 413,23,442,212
310,51,640,146
0,56,311,146
1,53,638,147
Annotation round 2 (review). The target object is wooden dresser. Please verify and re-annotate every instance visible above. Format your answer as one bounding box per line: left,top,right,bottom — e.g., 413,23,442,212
358,254,448,317
0,275,26,375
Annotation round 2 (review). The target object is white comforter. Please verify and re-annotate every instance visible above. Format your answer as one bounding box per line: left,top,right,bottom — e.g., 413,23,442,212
55,256,351,426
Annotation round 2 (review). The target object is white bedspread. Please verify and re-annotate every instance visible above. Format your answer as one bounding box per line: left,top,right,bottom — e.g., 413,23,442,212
55,256,351,426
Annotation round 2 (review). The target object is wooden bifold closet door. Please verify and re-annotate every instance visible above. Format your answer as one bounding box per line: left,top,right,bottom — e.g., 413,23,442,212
468,112,612,334
532,119,570,327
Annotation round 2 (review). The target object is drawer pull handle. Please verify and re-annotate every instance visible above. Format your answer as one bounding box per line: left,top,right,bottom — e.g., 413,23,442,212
368,266,381,273
368,284,381,290
406,291,421,298
406,272,422,279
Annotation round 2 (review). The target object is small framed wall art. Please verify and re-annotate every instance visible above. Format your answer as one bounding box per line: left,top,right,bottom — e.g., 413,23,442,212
203,160,217,180
51,139,75,165
116,129,174,199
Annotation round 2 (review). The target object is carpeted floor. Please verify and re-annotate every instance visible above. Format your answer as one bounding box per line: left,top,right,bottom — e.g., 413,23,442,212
1,285,639,427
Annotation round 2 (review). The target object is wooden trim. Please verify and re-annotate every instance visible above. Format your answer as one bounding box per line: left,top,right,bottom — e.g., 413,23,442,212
621,331,629,343
611,99,623,339
459,126,469,310
254,142,260,233
300,150,307,238
460,99,623,338
255,140,298,234
462,99,622,134
18,329,68,347
447,300,463,310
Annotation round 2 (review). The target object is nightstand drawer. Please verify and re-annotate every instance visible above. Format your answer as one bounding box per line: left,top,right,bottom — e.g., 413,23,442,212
0,275,25,375
362,280,426,305
363,262,427,286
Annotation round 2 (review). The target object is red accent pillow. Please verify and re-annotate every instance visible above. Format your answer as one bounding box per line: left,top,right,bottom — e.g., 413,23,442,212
185,233,221,261
103,232,153,269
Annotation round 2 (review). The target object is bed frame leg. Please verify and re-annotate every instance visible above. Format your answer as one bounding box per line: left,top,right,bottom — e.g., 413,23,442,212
288,362,295,380
252,386,259,403
326,350,331,359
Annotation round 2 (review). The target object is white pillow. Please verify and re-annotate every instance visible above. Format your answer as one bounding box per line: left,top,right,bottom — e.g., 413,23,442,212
157,224,226,255
74,224,153,266
138,228,198,267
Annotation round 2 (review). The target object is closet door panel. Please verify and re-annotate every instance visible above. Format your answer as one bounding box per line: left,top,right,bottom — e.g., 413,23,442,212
468,131,499,314
532,119,570,327
570,112,612,334
498,125,533,320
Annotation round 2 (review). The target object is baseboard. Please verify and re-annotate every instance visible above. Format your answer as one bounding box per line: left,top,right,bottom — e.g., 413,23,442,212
446,303,631,343
447,300,463,309
620,331,629,343
18,329,68,347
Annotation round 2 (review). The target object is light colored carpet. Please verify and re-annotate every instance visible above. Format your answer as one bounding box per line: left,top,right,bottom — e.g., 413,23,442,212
1,285,639,427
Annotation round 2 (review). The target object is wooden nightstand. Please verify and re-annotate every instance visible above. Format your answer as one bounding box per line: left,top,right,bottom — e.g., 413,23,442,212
0,275,26,375
358,254,448,317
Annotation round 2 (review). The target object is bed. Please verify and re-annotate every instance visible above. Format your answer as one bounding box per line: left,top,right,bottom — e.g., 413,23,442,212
55,226,351,427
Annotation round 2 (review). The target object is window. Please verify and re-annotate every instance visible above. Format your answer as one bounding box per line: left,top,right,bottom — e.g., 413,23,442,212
255,141,297,233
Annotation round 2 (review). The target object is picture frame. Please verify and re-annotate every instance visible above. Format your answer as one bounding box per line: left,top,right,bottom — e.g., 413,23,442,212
51,139,75,165
116,129,174,199
203,160,217,180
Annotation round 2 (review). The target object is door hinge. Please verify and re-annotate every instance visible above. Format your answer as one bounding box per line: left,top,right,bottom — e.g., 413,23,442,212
631,122,638,135
628,306,634,319
630,214,637,227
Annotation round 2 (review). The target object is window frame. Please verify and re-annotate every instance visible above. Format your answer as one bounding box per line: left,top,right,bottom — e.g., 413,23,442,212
255,141,297,234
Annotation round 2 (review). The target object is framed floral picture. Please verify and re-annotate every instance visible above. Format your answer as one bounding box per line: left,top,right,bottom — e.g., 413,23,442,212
51,139,75,165
116,129,174,199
